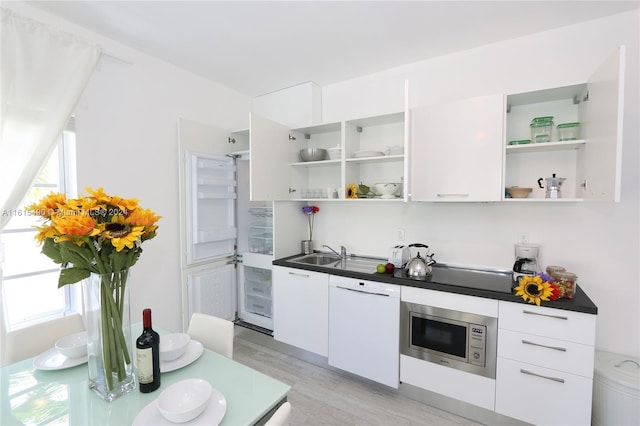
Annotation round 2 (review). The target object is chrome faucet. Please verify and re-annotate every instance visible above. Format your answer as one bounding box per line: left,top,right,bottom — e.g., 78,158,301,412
323,244,347,260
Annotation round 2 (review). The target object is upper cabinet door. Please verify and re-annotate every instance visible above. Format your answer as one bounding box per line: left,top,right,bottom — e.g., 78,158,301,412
580,46,626,202
410,94,505,202
250,113,292,201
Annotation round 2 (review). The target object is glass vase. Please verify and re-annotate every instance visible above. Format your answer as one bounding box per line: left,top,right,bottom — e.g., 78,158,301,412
82,269,136,401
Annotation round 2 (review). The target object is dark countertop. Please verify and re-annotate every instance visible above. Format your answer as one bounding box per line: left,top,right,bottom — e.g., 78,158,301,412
273,254,598,315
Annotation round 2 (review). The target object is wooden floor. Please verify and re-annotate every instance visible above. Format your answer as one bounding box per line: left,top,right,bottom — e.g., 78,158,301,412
233,334,483,426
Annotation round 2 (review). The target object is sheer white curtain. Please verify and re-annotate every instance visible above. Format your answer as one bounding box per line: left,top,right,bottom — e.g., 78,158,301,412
0,7,99,365
0,7,100,230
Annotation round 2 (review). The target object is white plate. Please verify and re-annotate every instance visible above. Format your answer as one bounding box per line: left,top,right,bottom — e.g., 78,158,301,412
33,347,88,370
133,387,227,426
160,340,204,373
352,150,385,158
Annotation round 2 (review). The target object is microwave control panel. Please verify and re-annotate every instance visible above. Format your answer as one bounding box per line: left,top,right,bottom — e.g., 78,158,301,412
468,324,487,366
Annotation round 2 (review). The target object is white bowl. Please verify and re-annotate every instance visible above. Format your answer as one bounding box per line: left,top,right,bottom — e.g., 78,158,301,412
327,146,341,160
55,331,87,358
373,183,401,198
160,333,191,362
157,378,213,423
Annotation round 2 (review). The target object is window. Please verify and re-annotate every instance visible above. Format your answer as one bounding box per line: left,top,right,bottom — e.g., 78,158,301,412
1,121,79,330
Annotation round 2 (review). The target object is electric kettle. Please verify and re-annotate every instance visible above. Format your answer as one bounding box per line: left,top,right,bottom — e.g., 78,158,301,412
405,243,436,279
537,173,566,199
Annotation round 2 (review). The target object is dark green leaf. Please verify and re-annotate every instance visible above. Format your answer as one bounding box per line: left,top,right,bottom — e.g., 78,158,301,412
58,267,90,287
42,238,64,264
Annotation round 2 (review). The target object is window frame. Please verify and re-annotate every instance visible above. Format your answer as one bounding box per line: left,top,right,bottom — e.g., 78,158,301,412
1,122,79,331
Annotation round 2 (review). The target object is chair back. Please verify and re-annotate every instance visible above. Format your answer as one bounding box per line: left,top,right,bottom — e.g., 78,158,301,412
265,401,291,426
187,313,234,359
3,313,85,365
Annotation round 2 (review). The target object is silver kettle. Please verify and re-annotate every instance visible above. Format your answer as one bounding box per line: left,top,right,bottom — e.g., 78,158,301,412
405,243,436,278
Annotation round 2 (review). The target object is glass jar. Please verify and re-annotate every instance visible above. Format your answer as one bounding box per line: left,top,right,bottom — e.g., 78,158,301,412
530,119,554,143
557,122,580,141
546,265,566,276
554,271,578,299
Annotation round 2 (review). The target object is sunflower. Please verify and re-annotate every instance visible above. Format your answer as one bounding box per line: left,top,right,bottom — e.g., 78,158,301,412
103,221,144,252
347,183,358,199
26,192,67,218
514,275,553,306
127,208,161,237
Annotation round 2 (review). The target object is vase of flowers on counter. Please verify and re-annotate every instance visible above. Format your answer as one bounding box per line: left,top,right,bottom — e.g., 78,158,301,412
301,205,319,254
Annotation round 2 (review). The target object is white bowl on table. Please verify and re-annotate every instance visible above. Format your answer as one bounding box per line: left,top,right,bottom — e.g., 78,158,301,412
55,331,87,358
160,333,191,362
157,378,213,423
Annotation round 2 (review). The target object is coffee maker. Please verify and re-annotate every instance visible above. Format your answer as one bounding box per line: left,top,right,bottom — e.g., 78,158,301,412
513,244,540,281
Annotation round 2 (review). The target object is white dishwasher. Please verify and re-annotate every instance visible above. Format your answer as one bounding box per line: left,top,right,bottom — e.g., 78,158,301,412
328,275,401,388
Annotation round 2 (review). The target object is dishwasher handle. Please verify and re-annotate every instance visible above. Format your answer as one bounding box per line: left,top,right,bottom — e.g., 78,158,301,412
335,284,390,296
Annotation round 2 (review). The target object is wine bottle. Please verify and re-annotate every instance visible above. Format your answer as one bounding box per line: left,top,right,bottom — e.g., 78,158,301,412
136,308,160,393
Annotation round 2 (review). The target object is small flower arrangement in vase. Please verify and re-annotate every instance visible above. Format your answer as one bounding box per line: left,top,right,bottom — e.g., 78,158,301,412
301,205,319,254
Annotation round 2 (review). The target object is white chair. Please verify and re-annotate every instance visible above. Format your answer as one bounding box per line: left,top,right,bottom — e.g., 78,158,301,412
186,313,234,359
3,313,85,365
265,401,291,426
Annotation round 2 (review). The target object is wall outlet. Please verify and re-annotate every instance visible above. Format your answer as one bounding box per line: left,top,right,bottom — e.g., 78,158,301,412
397,229,405,242
517,232,530,245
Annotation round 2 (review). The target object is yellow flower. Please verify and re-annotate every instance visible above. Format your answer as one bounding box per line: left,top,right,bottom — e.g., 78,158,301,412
347,183,358,199
52,211,99,236
26,192,67,218
103,221,144,252
127,208,161,236
34,225,58,243
86,187,111,203
514,275,553,306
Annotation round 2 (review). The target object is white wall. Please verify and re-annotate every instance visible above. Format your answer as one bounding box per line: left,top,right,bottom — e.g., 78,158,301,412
5,2,251,333
317,11,640,358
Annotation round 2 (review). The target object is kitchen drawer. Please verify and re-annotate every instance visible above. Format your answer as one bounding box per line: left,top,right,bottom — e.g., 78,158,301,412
495,357,593,426
498,301,596,345
402,286,498,318
498,329,594,378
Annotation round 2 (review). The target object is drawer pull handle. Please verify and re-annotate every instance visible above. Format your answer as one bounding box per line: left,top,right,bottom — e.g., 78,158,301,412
522,340,567,352
522,310,568,320
520,369,565,383
288,272,309,278
615,359,640,368
436,193,470,197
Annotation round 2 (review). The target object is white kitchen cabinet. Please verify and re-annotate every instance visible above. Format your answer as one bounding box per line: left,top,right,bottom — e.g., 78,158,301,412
504,46,625,202
250,82,409,202
495,301,596,425
272,266,329,356
409,94,505,202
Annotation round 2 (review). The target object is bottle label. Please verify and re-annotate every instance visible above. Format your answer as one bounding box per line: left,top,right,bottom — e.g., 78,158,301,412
136,347,154,384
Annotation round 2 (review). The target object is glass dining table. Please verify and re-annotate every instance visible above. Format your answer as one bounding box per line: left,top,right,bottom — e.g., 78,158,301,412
0,331,290,425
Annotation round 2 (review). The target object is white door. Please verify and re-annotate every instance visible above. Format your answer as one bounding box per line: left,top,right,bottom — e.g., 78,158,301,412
178,118,237,329
249,113,292,201
579,46,626,202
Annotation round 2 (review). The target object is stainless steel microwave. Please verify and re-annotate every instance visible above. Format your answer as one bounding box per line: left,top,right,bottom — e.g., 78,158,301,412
400,302,497,379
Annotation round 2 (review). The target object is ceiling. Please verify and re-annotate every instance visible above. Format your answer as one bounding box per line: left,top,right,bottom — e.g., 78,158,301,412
25,1,640,97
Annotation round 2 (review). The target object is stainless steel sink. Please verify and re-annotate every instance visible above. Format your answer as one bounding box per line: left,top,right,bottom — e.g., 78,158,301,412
289,253,342,265
288,253,383,274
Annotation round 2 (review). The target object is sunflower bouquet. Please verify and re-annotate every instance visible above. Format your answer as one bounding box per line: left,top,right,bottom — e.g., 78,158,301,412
514,273,563,306
27,187,160,393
